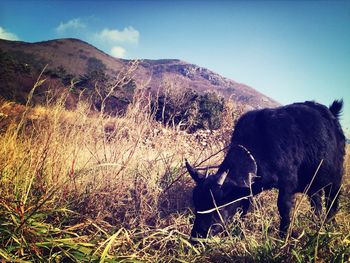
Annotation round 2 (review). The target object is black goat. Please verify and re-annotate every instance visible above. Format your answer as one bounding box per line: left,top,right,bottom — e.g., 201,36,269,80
186,100,345,239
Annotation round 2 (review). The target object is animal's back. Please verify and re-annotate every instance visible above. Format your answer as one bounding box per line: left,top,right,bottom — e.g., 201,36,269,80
231,100,345,191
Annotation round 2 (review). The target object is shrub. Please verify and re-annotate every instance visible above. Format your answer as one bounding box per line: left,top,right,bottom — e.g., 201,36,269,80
77,57,109,89
152,87,225,131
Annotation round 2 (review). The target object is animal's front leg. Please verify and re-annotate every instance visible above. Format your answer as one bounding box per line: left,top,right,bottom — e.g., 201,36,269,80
277,189,294,237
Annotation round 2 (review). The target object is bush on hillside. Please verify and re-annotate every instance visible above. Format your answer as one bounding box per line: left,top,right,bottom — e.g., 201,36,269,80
46,66,75,86
77,57,109,89
152,87,225,131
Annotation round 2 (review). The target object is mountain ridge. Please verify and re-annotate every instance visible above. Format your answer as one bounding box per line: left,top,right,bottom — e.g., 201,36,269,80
0,38,279,110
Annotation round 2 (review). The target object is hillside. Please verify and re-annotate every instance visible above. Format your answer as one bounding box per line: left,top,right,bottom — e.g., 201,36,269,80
0,38,278,110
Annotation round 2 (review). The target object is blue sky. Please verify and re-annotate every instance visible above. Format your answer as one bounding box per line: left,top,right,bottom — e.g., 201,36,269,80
1,0,349,133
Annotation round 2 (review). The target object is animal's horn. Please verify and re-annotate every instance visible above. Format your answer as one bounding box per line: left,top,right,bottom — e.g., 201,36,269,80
216,171,227,186
185,159,205,183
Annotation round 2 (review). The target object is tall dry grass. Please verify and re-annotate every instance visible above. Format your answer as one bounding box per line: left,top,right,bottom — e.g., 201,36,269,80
0,75,349,262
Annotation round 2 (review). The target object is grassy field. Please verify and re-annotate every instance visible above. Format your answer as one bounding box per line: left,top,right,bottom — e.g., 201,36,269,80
0,81,349,262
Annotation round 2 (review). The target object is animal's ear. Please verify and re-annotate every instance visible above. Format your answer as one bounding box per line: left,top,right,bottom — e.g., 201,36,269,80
185,159,205,184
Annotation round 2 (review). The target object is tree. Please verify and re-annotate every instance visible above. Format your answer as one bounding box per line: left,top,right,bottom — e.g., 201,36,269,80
152,85,225,131
198,92,225,130
77,57,108,89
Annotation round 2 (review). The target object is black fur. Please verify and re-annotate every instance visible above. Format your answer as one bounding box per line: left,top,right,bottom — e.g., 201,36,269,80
188,100,345,239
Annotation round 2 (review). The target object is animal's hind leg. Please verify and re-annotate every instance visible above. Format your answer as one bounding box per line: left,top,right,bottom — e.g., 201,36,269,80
307,191,323,217
277,188,295,237
324,184,341,222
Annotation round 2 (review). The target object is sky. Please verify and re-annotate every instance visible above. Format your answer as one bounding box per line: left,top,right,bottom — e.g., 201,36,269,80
0,0,349,134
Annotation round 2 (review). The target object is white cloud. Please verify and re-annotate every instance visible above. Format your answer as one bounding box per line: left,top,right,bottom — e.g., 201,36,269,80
56,18,86,34
95,26,139,44
110,46,126,58
0,26,19,40
53,19,139,58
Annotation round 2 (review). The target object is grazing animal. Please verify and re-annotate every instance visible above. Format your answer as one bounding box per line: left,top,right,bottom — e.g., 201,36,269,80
186,100,345,239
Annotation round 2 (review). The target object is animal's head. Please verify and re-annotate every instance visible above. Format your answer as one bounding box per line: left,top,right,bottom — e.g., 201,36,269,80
186,145,258,240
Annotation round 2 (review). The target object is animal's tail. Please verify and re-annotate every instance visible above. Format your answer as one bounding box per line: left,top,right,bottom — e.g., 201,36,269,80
329,99,343,119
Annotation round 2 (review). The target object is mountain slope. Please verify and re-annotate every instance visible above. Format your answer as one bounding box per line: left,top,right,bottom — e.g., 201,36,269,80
0,38,279,109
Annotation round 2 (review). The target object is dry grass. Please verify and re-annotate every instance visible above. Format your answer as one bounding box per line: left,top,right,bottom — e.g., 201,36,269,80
0,79,349,262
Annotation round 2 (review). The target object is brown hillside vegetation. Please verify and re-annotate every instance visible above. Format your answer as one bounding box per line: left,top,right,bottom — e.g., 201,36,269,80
0,77,349,262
